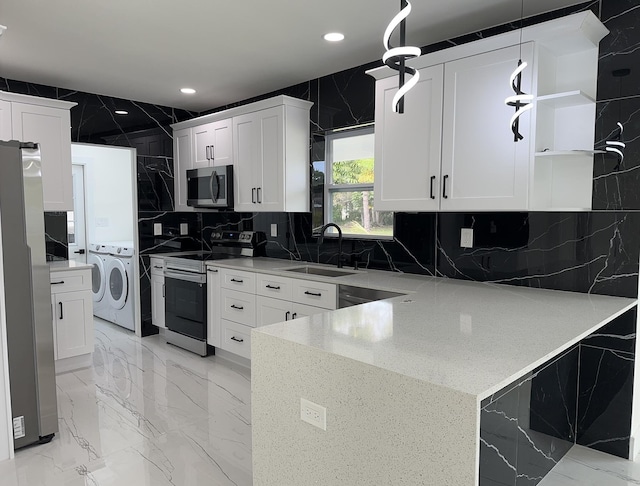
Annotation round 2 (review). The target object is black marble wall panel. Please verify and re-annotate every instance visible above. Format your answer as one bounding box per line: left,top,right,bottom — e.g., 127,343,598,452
44,212,68,261
480,347,578,486
436,212,640,298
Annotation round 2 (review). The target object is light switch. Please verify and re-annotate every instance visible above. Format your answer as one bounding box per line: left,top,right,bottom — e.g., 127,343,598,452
180,223,188,235
153,223,162,236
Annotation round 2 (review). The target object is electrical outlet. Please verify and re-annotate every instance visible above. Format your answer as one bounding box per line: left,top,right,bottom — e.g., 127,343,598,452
180,223,188,235
153,223,162,236
460,228,473,248
300,398,326,431
271,223,278,237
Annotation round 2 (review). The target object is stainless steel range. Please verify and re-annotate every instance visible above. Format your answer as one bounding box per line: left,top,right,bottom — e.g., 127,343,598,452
163,230,266,356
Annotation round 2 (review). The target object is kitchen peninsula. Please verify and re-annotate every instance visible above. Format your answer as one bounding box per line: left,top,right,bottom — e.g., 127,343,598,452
218,258,640,485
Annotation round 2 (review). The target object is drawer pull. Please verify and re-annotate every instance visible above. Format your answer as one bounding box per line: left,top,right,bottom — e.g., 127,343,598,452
230,304,244,310
153,265,163,269
285,311,291,320
304,291,322,297
230,278,244,283
59,302,63,320
207,268,218,273
265,284,281,290
51,281,65,285
230,336,244,343
292,313,297,319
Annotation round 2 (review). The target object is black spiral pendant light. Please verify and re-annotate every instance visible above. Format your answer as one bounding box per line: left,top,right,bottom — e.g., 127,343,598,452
383,0,421,114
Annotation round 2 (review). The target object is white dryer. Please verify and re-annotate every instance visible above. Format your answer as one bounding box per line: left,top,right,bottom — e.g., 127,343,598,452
88,243,109,320
104,242,135,331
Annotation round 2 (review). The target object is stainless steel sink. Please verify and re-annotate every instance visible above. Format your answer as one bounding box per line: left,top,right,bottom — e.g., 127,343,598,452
338,285,405,308
284,265,357,277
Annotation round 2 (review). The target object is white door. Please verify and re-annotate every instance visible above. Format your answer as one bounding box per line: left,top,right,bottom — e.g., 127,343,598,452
69,165,87,262
256,296,291,326
233,112,260,211
0,100,11,141
193,123,215,169
151,273,165,328
173,127,193,211
206,267,220,346
256,106,285,211
291,303,328,319
374,65,444,211
211,119,233,166
441,43,533,211
106,259,129,309
54,290,93,359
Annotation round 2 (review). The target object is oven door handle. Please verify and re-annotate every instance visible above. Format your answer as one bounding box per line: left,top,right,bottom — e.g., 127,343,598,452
210,171,219,203
164,269,207,284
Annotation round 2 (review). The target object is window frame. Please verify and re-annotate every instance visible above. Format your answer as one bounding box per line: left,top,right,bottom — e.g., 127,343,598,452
323,126,393,240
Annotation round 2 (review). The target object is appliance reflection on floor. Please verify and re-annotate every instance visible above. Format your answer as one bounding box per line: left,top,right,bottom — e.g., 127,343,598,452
0,318,252,486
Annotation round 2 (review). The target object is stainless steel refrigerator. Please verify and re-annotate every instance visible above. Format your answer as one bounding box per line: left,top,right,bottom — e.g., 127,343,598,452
0,140,58,449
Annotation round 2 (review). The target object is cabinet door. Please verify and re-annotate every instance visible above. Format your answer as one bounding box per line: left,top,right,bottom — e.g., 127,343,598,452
151,273,165,328
12,103,73,211
233,112,260,211
256,296,292,327
255,106,285,211
0,100,11,141
211,119,233,167
54,290,94,360
441,43,533,211
193,123,215,168
206,267,221,347
374,65,444,211
173,127,193,211
291,302,328,320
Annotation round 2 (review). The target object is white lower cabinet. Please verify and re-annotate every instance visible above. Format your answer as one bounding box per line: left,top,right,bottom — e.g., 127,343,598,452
150,257,165,328
256,296,329,326
220,319,252,360
50,268,94,361
207,266,221,347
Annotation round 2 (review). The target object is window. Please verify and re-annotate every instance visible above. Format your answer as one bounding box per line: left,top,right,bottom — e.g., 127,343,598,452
324,126,393,238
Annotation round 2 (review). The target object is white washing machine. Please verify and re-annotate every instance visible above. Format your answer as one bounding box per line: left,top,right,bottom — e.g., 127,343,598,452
88,243,110,320
104,241,136,331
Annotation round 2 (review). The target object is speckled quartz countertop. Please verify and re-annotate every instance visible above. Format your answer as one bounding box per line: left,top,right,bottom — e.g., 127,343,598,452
205,257,637,401
49,260,93,272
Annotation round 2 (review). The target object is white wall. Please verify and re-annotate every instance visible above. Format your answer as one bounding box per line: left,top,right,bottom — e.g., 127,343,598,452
71,144,135,244
0,210,14,461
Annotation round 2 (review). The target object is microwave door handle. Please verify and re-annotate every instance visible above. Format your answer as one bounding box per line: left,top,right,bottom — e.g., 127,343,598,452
210,171,219,203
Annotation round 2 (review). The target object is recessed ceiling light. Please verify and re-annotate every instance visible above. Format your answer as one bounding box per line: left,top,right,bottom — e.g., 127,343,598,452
0,25,7,37
114,110,128,115
323,33,345,42
181,88,196,94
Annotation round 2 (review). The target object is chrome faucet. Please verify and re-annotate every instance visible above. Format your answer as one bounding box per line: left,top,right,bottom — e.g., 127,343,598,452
316,223,343,268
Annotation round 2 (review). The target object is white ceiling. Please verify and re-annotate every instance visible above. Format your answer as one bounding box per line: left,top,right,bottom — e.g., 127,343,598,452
0,0,584,112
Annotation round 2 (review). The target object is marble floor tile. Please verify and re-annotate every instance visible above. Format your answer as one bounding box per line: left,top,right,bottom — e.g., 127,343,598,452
540,445,640,485
0,318,252,486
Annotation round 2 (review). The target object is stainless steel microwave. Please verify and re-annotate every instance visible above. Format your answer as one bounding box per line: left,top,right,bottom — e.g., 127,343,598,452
186,166,234,209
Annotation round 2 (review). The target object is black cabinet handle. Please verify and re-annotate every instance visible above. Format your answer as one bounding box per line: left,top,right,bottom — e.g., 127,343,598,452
265,284,281,290
443,175,449,199
51,281,65,285
74,249,85,255
162,283,165,298
285,311,291,321
304,291,322,297
252,188,256,203
230,336,244,343
230,304,244,310
206,145,211,160
257,187,262,203
207,268,218,273
153,265,163,269
430,176,436,200
292,313,297,319
211,145,215,160
230,278,244,283
59,302,63,320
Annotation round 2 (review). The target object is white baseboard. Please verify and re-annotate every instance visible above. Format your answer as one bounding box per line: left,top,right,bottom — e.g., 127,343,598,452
55,353,93,375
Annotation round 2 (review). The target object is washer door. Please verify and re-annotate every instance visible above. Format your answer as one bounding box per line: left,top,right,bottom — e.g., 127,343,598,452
106,259,129,310
88,253,106,302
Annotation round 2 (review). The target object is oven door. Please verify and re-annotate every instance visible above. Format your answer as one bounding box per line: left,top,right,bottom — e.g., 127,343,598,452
164,269,207,340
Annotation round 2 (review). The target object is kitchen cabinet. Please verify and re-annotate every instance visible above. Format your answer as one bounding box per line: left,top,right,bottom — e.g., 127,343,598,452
172,95,312,213
50,268,93,361
374,65,444,212
173,127,193,211
150,257,165,329
0,92,77,211
256,296,330,326
206,266,221,347
367,11,607,211
193,118,233,169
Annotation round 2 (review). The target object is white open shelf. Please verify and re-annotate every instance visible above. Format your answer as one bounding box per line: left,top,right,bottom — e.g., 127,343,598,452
537,90,595,108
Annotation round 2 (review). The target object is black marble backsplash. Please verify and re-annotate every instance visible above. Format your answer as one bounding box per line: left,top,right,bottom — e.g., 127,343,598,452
44,212,68,261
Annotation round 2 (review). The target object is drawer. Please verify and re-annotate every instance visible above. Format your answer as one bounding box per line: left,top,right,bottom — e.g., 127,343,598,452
150,257,165,275
256,273,293,301
49,269,91,293
220,269,256,293
220,319,251,360
291,279,337,310
220,288,257,327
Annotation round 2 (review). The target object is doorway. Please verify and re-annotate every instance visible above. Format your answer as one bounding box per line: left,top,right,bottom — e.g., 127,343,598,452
68,165,87,263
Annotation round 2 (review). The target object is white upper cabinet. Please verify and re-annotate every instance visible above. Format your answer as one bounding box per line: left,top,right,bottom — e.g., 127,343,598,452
1,92,76,212
441,43,533,211
172,95,312,213
193,118,233,169
374,65,444,212
368,11,608,212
